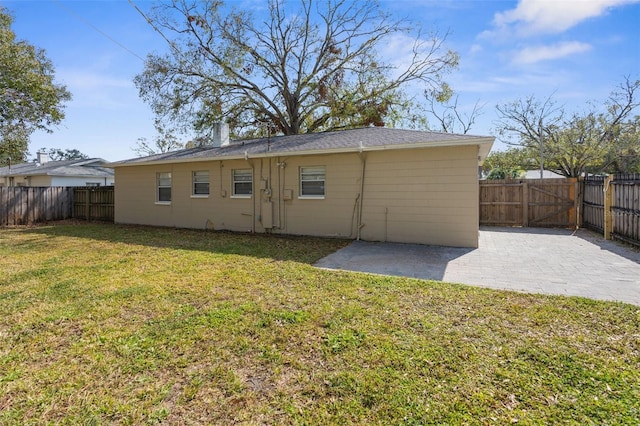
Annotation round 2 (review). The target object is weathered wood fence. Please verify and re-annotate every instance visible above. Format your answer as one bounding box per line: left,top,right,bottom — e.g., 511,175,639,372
582,174,640,247
73,186,115,221
0,186,114,226
479,178,579,228
0,187,73,226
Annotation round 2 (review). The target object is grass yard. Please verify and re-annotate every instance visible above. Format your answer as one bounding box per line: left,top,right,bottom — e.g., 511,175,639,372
0,223,639,425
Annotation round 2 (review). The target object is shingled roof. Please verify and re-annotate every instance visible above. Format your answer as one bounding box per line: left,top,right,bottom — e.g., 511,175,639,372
0,158,114,178
110,127,494,167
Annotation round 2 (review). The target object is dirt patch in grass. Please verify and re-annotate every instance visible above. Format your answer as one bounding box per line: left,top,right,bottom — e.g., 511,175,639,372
1,223,639,424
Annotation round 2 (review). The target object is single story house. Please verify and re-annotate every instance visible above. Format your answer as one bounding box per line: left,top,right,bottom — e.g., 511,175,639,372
109,126,494,248
524,170,565,179
0,152,114,187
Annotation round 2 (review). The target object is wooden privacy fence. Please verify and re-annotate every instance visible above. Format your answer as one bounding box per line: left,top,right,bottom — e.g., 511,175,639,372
0,186,73,226
583,174,640,247
73,186,114,221
0,186,114,226
582,176,606,232
480,178,579,228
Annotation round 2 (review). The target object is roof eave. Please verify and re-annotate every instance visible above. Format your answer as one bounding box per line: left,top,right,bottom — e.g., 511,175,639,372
109,136,495,168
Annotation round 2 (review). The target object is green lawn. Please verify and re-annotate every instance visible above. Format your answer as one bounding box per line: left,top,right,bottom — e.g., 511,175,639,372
1,223,638,425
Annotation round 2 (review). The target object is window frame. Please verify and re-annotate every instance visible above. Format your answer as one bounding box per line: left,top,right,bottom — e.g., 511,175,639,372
156,172,172,204
299,166,326,199
191,170,210,197
231,168,253,198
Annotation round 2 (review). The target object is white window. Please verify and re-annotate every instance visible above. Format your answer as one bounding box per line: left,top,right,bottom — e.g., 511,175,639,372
232,169,252,197
157,172,172,203
192,171,210,196
300,166,325,197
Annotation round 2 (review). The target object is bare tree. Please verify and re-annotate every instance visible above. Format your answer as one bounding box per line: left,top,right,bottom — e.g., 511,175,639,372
132,0,458,138
494,77,640,177
424,86,484,134
132,123,184,157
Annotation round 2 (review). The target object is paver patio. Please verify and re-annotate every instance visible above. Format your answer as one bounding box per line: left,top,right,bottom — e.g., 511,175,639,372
315,227,640,306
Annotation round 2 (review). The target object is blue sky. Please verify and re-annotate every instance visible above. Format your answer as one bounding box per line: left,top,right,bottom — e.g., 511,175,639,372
3,0,639,161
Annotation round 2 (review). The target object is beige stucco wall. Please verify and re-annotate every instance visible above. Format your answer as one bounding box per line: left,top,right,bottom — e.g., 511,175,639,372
26,176,52,186
114,144,480,247
359,146,479,247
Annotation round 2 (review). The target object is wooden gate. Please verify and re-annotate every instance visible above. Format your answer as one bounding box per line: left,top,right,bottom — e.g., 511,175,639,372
480,178,578,228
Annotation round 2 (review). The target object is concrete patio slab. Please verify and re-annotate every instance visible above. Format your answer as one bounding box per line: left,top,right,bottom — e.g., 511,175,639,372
314,227,640,306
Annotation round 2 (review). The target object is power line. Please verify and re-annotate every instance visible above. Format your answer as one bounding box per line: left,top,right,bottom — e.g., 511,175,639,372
51,0,145,62
127,0,179,54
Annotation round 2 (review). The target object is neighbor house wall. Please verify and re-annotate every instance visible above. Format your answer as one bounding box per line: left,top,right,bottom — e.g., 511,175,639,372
1,175,114,187
49,176,115,186
114,144,480,247
26,176,52,186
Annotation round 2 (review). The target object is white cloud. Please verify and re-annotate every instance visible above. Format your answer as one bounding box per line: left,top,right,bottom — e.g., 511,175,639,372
469,44,483,55
492,0,640,36
512,41,592,64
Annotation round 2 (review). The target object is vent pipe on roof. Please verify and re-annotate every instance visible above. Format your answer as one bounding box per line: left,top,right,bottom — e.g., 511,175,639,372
211,122,230,148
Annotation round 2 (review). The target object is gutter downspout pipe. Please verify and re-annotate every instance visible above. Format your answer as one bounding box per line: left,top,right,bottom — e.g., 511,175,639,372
357,142,367,240
246,150,256,233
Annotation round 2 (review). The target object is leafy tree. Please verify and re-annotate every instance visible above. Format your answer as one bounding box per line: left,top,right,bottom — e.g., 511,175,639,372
482,147,536,177
132,123,184,156
495,77,640,177
0,7,72,165
133,0,458,138
45,148,89,161
485,167,524,180
606,115,640,173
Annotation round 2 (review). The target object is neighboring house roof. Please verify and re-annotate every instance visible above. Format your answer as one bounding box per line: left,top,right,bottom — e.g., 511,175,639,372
524,170,565,179
109,127,494,167
0,158,114,178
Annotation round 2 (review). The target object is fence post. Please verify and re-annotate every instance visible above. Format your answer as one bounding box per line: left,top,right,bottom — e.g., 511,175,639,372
522,180,528,227
576,177,583,229
603,175,614,240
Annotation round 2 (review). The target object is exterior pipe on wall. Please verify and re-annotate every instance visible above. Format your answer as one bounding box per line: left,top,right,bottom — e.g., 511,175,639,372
276,157,281,229
278,157,287,229
275,158,287,231
265,130,275,229
258,158,264,227
356,148,367,241
280,159,287,231
246,156,256,233
350,193,360,238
